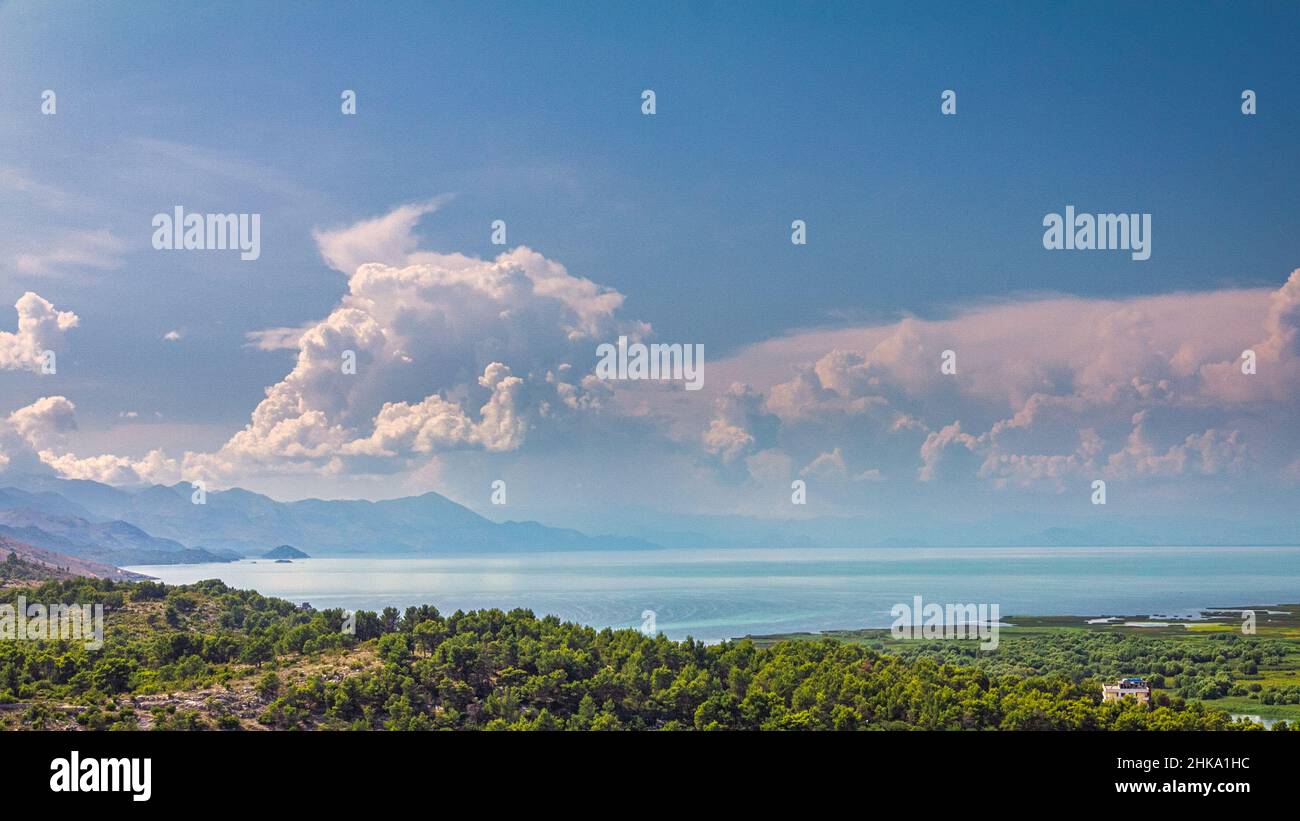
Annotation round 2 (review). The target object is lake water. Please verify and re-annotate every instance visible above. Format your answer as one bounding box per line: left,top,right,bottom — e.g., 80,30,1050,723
1230,714,1280,729
127,546,1300,642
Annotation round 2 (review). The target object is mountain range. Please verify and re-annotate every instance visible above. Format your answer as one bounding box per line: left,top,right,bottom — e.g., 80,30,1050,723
0,474,653,567
0,473,1295,573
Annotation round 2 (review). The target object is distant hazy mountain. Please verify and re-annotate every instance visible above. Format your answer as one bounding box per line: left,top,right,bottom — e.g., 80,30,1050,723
262,545,310,559
1,475,655,558
0,506,232,566
545,504,1300,549
0,488,100,521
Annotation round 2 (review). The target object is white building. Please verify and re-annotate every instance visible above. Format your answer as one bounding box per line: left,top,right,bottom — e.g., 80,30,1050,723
1102,677,1151,703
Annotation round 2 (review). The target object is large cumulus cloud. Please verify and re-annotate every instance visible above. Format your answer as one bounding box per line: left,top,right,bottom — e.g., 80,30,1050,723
33,201,644,485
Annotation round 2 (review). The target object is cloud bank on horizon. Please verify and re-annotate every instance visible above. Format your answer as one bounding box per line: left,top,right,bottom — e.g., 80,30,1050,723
2,199,1298,519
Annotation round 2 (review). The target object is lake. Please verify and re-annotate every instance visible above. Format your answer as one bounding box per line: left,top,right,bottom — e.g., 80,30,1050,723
127,545,1300,643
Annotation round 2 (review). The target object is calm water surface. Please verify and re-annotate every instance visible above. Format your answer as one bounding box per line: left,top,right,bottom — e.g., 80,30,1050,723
127,546,1300,642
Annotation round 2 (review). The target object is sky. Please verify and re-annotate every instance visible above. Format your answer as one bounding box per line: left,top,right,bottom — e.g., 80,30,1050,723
0,1,1297,535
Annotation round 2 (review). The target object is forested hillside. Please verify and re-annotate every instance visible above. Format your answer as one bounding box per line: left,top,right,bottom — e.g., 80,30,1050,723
1,578,1283,731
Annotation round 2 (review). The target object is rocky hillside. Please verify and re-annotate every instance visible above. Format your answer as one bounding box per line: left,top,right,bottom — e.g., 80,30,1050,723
0,535,151,584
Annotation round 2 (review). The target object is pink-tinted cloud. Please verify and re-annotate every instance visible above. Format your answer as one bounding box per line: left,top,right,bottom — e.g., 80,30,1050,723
693,269,1299,490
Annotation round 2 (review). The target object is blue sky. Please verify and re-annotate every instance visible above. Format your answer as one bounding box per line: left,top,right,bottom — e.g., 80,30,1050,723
0,1,1297,534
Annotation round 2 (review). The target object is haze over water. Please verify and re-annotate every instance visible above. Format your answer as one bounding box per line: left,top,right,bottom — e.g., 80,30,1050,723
129,546,1300,643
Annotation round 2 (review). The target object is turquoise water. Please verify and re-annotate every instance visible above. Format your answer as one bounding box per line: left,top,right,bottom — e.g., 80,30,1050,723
126,546,1300,642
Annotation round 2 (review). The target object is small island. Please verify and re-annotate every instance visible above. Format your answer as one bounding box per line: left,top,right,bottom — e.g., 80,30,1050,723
261,545,310,560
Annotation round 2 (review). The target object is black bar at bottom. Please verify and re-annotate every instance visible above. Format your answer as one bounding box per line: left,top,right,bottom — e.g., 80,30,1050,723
9,730,1288,809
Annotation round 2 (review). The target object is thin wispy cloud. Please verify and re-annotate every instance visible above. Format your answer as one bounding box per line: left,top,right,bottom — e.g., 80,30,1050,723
14,229,126,277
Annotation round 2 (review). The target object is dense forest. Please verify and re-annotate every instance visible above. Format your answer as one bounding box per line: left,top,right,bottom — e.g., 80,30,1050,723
0,577,1288,731
855,628,1298,705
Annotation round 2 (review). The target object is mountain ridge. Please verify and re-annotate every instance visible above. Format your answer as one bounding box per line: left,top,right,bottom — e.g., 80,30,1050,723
0,534,152,582
0,474,656,559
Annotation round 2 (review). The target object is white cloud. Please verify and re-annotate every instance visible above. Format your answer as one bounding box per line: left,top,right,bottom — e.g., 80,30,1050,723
696,270,1300,490
18,195,1299,506
745,448,793,481
703,419,754,462
0,166,86,211
39,448,181,485
344,362,526,456
800,447,848,480
244,325,308,351
0,292,79,372
7,395,77,450
312,196,453,275
0,397,181,484
1104,412,1246,479
919,422,978,481
1199,268,1300,402
161,201,640,482
15,229,126,276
